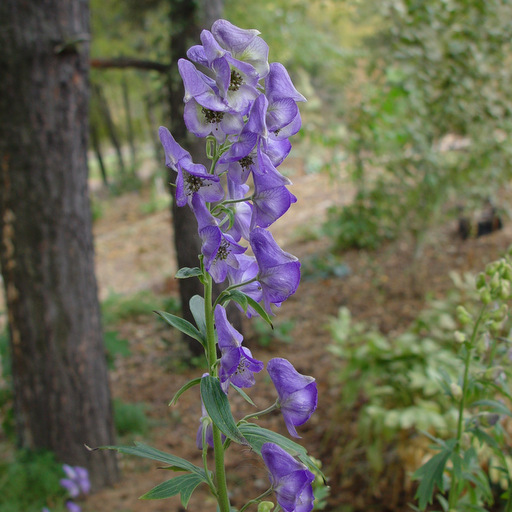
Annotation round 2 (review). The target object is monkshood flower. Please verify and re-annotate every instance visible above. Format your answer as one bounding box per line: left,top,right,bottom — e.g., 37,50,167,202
267,358,318,438
192,195,246,283
60,464,90,498
66,502,81,512
227,254,263,317
221,181,253,242
250,228,300,312
251,163,297,229
158,126,224,207
211,19,270,78
215,304,264,387
196,392,214,450
187,30,260,115
261,442,315,512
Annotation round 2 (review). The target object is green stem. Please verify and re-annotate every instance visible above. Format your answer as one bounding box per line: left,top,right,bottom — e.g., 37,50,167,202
213,277,259,308
448,305,486,509
204,271,231,512
241,401,279,423
239,488,273,512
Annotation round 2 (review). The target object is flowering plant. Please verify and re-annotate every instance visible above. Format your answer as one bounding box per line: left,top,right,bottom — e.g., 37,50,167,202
99,19,322,512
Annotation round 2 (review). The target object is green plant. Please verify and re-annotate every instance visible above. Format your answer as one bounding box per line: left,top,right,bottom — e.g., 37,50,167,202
0,450,68,512
113,398,149,437
412,250,512,511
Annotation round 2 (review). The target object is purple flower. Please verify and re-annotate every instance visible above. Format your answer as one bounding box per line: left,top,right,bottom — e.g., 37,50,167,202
261,442,315,512
66,502,81,512
60,464,90,498
250,228,300,312
211,19,270,79
221,181,253,242
158,126,224,207
192,195,246,283
215,304,264,387
251,162,297,229
267,358,317,438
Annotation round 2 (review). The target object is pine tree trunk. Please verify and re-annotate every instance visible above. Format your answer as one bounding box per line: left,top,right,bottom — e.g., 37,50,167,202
0,0,118,490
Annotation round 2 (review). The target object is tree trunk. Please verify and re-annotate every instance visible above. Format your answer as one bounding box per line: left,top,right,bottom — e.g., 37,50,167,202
0,0,118,490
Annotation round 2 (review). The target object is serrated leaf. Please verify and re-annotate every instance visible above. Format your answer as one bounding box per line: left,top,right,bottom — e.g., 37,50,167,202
238,423,324,478
140,473,204,506
175,267,203,279
190,295,206,337
155,310,205,347
101,443,206,479
200,376,247,445
169,378,201,406
413,442,455,510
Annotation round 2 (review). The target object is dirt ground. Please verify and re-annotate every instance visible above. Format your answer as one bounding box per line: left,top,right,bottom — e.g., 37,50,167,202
81,166,511,512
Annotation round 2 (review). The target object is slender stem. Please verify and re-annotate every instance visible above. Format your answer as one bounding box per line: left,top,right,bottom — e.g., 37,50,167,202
241,401,279,423
202,421,218,496
204,271,231,512
448,306,486,509
239,488,273,512
214,277,259,308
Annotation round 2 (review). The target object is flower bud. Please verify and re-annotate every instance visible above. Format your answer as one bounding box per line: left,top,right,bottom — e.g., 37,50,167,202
456,305,472,325
480,289,492,305
500,280,511,300
479,413,500,427
257,502,275,512
476,272,487,290
450,382,463,400
454,331,466,344
486,261,500,276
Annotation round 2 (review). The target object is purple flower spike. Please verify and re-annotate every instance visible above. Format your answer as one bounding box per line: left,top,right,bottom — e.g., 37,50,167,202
250,228,300,312
60,464,90,498
267,358,317,438
215,305,264,387
261,442,315,512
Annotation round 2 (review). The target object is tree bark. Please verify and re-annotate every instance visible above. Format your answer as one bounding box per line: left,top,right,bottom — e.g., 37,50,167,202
0,0,118,490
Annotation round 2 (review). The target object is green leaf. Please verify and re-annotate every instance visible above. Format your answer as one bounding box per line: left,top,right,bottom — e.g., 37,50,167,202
175,267,203,279
238,423,324,478
200,375,247,445
169,378,201,406
412,441,455,510
155,310,205,347
220,290,274,329
140,473,204,506
101,442,206,479
470,399,512,418
230,383,257,407
189,295,206,337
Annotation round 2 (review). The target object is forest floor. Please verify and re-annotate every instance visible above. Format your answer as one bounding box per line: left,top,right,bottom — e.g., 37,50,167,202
46,165,512,511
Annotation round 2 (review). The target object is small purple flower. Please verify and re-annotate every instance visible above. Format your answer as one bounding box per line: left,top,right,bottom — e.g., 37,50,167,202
66,502,81,512
192,195,246,283
215,304,264,387
251,163,297,229
250,228,300,312
158,126,224,207
261,442,315,512
60,464,90,498
211,19,270,79
267,358,317,438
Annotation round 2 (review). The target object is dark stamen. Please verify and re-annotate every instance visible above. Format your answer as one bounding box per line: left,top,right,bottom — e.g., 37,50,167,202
201,108,225,124
229,69,244,92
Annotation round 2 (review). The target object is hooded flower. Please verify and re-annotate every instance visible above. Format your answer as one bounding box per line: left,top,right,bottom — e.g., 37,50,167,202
158,126,224,207
215,304,264,387
267,358,317,438
250,228,300,312
261,442,315,512
192,195,246,283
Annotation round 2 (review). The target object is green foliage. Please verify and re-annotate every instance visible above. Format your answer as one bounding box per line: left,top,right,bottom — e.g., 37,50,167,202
0,450,68,512
328,0,512,251
113,398,149,437
252,318,294,348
